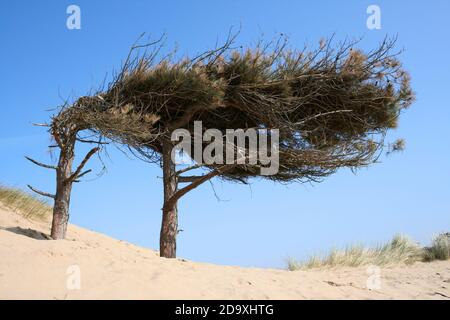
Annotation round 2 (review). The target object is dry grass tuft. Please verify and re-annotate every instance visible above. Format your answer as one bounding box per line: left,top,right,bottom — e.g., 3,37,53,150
423,233,450,261
288,235,424,270
0,185,52,221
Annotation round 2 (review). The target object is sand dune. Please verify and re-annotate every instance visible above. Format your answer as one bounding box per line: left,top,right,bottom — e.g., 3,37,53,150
0,205,449,300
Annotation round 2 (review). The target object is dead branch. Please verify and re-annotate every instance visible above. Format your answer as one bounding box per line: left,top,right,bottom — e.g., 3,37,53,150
66,147,99,183
25,156,57,170
165,169,223,209
27,185,55,199
74,169,92,180
176,164,204,175
76,138,109,145
32,123,50,127
178,175,203,183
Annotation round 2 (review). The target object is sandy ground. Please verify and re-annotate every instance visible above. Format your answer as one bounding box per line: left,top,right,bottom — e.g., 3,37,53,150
0,205,449,300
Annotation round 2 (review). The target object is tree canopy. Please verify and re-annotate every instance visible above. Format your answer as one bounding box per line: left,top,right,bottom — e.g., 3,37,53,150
53,35,412,181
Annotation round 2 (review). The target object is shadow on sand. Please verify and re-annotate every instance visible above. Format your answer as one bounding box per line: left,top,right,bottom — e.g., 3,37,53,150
1,226,51,240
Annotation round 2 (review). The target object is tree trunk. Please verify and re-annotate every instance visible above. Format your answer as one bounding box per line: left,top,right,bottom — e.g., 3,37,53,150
51,135,75,240
160,139,178,258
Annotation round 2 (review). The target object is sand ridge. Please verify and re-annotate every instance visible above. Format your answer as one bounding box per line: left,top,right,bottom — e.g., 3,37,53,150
0,205,449,300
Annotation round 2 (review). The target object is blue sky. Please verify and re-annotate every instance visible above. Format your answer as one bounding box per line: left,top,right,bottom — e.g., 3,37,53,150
1,0,449,268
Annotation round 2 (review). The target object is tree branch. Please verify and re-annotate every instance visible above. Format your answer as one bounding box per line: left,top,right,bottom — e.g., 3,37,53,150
76,138,109,145
27,185,55,199
32,123,50,127
294,110,353,126
75,169,92,180
66,147,99,183
178,175,203,183
25,156,57,170
176,164,204,175
164,169,222,209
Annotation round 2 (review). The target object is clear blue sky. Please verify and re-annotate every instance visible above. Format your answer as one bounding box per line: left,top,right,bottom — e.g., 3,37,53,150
1,0,449,268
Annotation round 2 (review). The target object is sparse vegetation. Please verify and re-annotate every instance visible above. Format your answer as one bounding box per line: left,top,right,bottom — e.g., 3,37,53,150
288,234,450,271
0,185,52,221
423,233,450,261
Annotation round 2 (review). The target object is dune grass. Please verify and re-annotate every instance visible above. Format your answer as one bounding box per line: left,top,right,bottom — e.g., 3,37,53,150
288,235,427,270
423,233,450,261
0,185,52,221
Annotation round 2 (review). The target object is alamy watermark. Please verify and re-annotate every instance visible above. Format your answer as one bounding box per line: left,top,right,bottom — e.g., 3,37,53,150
366,265,381,290
367,5,381,30
64,5,381,32
66,5,81,30
171,121,280,176
66,264,81,290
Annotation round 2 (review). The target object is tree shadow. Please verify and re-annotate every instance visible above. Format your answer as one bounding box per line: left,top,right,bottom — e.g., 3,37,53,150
1,226,51,240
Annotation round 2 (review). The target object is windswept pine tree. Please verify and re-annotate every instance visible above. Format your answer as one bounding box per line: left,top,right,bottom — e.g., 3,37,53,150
27,34,414,258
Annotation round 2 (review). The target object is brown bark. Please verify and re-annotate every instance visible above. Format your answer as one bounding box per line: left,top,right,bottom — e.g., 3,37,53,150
160,139,179,258
50,134,76,240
